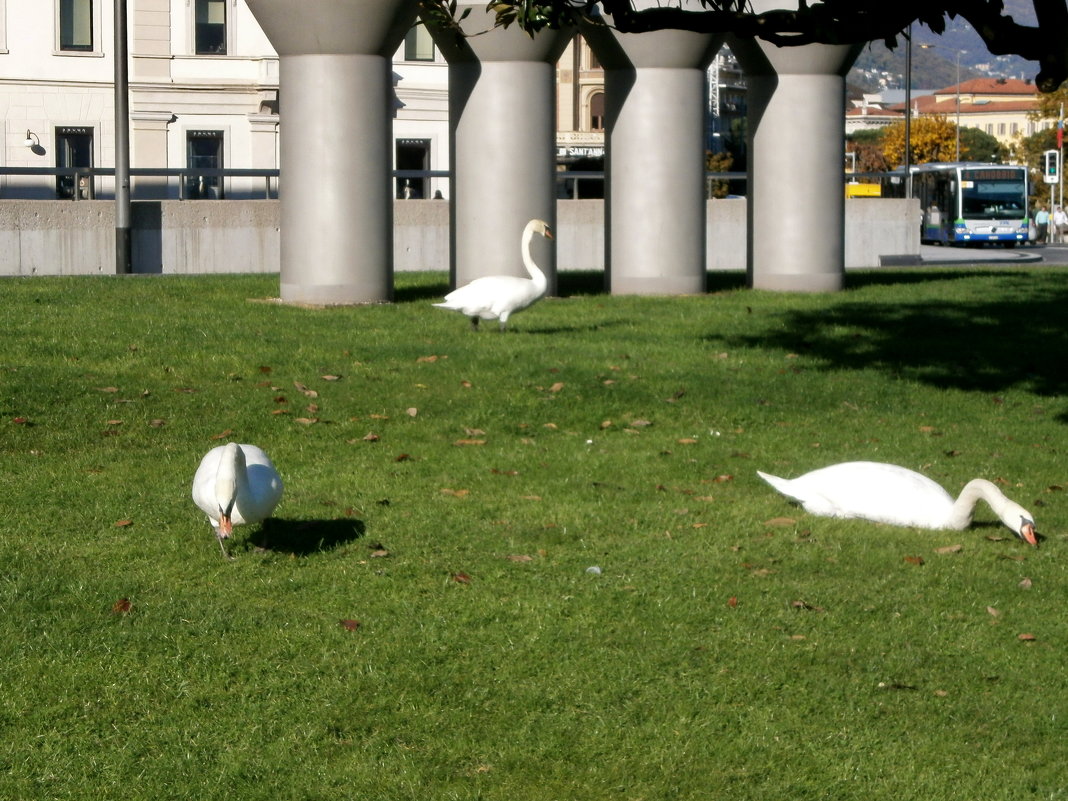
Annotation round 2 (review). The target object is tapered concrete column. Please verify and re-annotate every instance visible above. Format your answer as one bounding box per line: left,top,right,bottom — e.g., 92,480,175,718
246,0,418,304
583,17,721,295
427,7,572,293
730,28,860,292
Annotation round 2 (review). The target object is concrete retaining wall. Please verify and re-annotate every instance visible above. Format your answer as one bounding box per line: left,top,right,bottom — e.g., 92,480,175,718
0,197,919,277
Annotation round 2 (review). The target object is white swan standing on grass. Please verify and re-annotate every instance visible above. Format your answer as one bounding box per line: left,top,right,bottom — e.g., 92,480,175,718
757,461,1039,546
192,443,283,559
433,218,552,331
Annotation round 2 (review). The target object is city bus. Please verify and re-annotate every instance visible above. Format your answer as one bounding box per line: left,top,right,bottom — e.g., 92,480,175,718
912,162,1030,246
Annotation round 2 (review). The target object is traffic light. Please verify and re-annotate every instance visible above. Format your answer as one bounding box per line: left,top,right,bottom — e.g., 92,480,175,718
1043,149,1060,184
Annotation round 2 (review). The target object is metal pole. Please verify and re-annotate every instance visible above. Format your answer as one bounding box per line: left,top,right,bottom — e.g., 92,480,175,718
955,52,961,162
904,24,912,198
114,0,131,274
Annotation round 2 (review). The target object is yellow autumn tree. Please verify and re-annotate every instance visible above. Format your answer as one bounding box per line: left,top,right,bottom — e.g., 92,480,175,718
881,114,960,167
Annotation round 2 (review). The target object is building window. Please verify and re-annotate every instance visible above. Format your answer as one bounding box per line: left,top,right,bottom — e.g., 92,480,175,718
55,127,94,199
195,0,227,55
589,92,605,132
986,124,993,134
187,130,224,199
403,25,435,61
59,0,93,51
585,42,600,70
396,139,430,198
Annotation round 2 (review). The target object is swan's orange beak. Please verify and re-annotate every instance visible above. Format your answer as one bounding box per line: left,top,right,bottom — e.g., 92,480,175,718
218,514,233,539
1021,521,1038,547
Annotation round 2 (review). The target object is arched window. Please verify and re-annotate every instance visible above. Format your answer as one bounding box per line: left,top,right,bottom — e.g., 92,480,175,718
589,92,605,132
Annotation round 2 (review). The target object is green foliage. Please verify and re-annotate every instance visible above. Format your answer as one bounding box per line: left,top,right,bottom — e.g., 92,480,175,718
1013,127,1060,206
2,270,1068,799
959,126,1006,163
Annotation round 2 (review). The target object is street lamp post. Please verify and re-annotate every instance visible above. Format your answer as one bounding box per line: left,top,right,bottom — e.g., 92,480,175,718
954,50,962,161
904,24,912,198
919,42,965,161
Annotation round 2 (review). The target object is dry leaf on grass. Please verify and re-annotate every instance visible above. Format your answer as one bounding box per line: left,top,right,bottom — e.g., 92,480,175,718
452,572,472,584
934,544,963,554
904,555,925,566
111,598,133,614
1018,633,1037,641
339,619,361,631
764,517,796,527
294,382,319,398
210,428,233,440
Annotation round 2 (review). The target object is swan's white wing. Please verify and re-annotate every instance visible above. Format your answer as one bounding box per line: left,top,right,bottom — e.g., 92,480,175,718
192,445,227,524
434,276,540,320
759,461,956,528
234,445,283,525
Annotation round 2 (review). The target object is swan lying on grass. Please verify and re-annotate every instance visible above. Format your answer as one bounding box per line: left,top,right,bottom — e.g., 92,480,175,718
757,461,1038,546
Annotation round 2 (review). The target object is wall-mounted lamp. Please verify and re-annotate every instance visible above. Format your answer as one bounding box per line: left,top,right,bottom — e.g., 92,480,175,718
23,130,40,148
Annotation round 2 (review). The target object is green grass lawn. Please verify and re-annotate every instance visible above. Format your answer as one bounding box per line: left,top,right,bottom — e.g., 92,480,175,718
2,267,1067,800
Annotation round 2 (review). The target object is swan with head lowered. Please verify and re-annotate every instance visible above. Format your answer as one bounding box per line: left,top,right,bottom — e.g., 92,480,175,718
757,461,1038,546
433,218,551,331
192,442,283,559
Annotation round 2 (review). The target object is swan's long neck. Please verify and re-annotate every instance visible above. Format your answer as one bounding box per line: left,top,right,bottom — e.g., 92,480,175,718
521,226,547,289
946,479,1027,532
215,445,247,529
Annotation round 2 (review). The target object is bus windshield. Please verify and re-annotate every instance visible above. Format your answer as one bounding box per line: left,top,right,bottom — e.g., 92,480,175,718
960,171,1027,221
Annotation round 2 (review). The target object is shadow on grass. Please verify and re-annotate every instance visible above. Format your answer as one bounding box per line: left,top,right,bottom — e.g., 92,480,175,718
395,279,450,303
245,517,365,556
558,271,750,296
712,270,1068,421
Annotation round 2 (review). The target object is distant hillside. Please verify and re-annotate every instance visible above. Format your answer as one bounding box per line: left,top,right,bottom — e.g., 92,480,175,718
848,4,1041,93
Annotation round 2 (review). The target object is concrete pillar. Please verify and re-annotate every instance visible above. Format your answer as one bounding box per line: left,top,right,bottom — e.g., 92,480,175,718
426,6,572,293
583,17,721,294
246,0,418,304
730,20,860,291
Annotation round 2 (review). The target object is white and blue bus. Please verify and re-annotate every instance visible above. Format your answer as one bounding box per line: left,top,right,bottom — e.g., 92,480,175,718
912,162,1030,246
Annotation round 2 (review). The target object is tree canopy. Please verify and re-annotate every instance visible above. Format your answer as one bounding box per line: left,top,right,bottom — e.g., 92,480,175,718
438,0,1068,93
